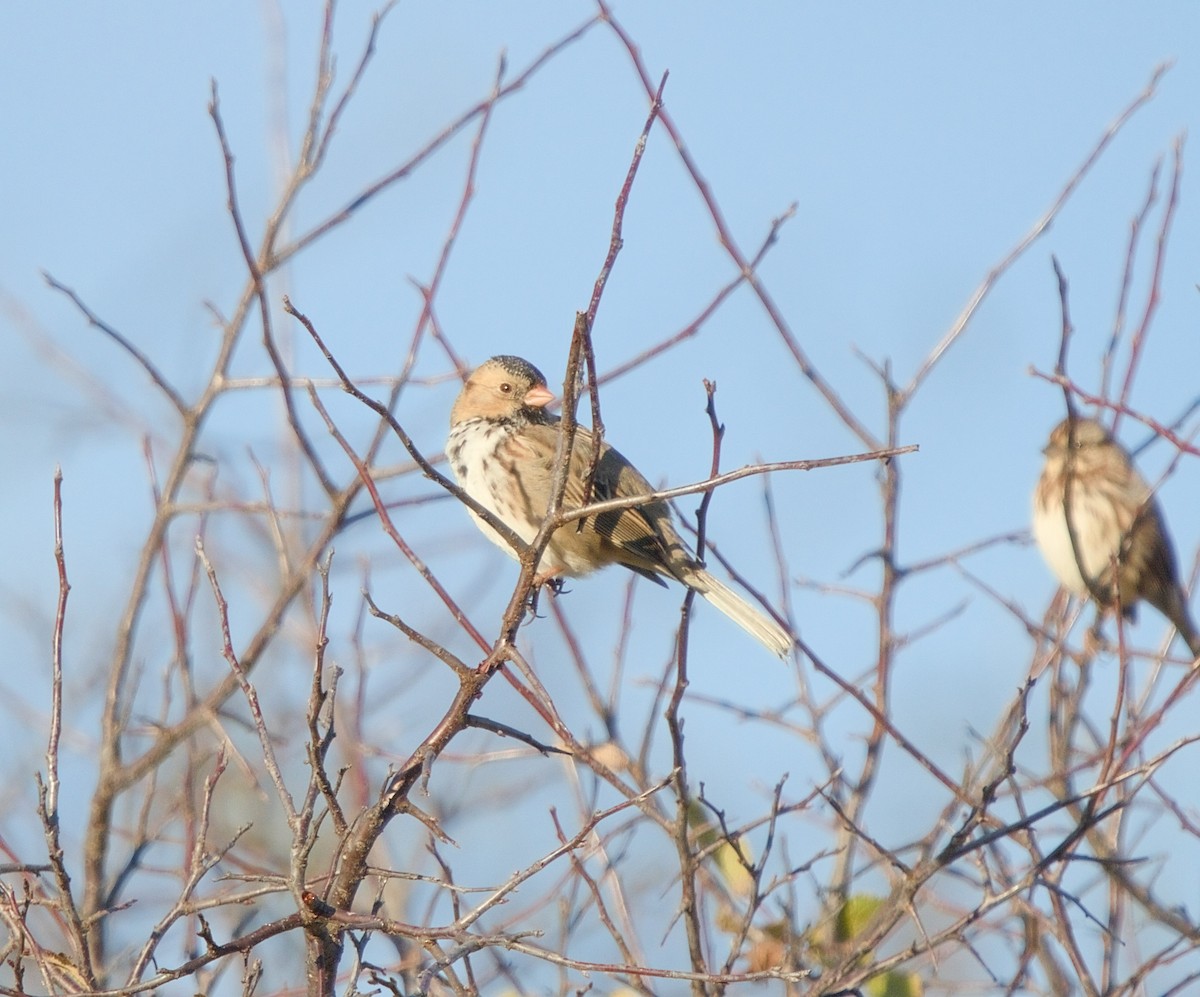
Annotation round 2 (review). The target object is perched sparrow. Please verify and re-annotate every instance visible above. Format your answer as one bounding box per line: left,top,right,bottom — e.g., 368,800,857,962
1032,416,1200,657
447,355,793,658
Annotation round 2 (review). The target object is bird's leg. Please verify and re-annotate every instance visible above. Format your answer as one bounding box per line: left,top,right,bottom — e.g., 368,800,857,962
534,566,568,592
1083,606,1115,661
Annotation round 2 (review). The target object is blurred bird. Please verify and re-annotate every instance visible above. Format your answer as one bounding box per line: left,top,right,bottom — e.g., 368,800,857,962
447,355,793,658
1032,416,1200,657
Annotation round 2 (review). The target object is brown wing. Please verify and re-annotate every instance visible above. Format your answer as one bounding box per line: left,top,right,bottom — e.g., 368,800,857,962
523,422,690,581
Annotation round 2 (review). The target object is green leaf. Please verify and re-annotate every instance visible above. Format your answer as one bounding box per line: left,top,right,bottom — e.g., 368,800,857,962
867,969,924,997
835,894,884,943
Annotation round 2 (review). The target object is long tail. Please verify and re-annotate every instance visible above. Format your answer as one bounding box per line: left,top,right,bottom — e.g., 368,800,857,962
1163,591,1200,659
683,568,793,659
1145,578,1200,659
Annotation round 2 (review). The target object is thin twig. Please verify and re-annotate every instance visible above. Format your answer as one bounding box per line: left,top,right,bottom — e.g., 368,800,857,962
42,274,188,415
906,61,1172,400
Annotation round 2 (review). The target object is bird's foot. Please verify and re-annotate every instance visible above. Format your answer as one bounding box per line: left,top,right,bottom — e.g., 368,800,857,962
524,570,568,622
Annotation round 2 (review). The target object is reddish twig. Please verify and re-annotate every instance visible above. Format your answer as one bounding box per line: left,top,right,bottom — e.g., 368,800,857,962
579,72,667,507
209,83,337,498
1102,158,1162,400
1113,135,1184,436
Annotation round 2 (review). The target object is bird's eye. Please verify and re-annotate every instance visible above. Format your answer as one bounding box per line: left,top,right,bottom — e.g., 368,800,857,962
499,382,512,394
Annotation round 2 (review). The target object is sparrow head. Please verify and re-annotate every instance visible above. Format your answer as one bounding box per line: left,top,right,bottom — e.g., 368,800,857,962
1042,417,1118,468
451,355,555,426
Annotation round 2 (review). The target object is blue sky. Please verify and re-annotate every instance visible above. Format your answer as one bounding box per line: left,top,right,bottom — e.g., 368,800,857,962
2,2,1199,990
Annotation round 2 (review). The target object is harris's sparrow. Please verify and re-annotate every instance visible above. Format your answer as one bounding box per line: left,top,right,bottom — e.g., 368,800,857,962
447,355,793,658
1032,416,1200,657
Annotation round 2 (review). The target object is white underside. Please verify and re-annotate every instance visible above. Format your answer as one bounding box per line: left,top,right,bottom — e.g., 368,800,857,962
1032,485,1131,594
448,419,593,575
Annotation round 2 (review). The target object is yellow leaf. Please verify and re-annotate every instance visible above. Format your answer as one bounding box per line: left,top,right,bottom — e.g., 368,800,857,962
686,800,754,898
